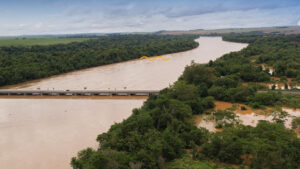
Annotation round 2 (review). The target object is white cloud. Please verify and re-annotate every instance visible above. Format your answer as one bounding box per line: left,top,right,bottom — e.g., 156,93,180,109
0,2,300,36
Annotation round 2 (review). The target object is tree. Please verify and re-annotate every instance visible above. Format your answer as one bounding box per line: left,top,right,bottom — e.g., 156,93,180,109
181,63,216,87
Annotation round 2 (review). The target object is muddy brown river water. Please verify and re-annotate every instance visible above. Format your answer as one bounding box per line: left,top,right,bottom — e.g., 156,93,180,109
0,37,247,169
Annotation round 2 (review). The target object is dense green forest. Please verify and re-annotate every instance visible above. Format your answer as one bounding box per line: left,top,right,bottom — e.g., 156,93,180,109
71,34,300,169
223,34,300,79
0,35,198,86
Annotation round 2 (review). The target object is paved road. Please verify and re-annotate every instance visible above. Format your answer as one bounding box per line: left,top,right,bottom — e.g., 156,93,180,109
257,90,300,95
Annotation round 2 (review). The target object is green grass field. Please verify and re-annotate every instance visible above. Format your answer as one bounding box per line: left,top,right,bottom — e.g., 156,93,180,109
0,37,91,47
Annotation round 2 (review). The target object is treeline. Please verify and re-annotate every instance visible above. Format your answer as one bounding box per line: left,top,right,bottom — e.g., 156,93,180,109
71,34,300,169
0,34,198,86
223,34,300,79
71,64,300,169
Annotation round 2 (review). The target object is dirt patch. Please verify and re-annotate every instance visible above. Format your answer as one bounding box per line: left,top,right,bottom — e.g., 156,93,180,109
214,101,273,115
294,129,300,137
261,63,274,74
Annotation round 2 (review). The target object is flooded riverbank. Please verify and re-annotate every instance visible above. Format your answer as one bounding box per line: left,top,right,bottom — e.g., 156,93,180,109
3,37,247,91
0,37,247,169
195,101,300,132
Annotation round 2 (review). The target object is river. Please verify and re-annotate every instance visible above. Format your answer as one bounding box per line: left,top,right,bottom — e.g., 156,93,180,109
0,37,247,169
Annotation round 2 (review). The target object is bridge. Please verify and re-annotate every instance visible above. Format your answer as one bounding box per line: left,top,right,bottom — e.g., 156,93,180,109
1,89,299,97
0,89,160,97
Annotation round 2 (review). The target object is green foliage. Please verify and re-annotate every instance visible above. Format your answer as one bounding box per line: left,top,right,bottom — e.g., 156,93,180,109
71,148,130,169
208,85,255,103
225,34,300,78
0,34,198,86
292,117,300,129
181,63,216,87
165,153,236,169
212,51,270,82
202,121,300,168
214,76,238,88
72,81,211,168
72,34,300,169
280,94,300,109
213,110,239,128
250,92,282,106
272,84,276,90
225,87,255,102
167,81,215,114
208,86,226,100
272,109,288,124
245,92,300,109
241,106,247,110
169,81,198,101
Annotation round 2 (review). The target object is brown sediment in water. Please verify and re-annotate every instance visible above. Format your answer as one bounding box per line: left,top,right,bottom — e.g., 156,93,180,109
242,83,248,87
294,129,300,137
0,37,248,91
242,82,269,88
193,114,222,132
282,107,300,116
214,101,273,115
0,98,146,169
0,57,150,89
0,37,249,169
195,101,274,132
214,101,234,111
272,77,280,81
0,95,148,100
195,101,300,133
193,114,203,125
241,154,253,166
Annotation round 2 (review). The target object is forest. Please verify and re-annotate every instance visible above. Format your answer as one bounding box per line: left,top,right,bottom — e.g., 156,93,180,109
71,34,300,169
223,33,300,79
0,34,198,86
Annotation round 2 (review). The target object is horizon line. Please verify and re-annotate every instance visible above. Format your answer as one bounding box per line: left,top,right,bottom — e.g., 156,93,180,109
0,25,299,37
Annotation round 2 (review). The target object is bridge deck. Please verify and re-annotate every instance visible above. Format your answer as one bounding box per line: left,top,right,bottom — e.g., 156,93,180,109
0,90,160,96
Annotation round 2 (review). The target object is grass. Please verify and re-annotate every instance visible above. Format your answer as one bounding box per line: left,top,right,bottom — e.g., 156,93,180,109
165,153,236,169
0,36,91,47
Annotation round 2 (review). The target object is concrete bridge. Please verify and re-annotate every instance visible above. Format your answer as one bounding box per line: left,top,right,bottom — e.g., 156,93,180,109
0,89,160,97
1,89,298,97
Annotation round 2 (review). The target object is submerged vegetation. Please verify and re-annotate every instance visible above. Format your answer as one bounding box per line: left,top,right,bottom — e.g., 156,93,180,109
72,33,300,169
0,34,198,86
292,117,300,129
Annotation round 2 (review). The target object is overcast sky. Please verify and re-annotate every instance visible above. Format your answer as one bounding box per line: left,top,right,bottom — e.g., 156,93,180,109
0,0,300,36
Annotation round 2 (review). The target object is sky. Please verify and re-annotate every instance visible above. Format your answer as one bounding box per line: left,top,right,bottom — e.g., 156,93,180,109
0,0,300,36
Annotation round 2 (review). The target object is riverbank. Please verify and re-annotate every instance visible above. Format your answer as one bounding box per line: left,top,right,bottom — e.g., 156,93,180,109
0,35,199,87
70,34,300,169
2,37,247,91
0,37,248,169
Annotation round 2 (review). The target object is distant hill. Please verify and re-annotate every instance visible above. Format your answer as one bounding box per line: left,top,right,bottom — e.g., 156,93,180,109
158,26,300,35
